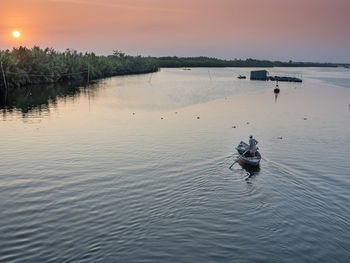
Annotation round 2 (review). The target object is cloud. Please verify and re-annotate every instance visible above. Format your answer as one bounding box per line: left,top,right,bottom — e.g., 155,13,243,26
50,0,186,13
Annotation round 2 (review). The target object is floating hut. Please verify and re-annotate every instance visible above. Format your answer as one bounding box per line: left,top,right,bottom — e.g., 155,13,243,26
250,69,302,82
250,70,268,80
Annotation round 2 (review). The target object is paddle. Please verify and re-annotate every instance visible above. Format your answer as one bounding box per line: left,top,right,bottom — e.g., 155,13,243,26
229,149,249,169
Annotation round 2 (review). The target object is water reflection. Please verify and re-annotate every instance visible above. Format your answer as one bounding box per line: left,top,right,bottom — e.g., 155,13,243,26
0,81,98,117
239,162,260,182
0,68,272,117
274,93,279,103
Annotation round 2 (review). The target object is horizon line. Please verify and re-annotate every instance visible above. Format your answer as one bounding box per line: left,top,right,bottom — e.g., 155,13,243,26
1,45,349,65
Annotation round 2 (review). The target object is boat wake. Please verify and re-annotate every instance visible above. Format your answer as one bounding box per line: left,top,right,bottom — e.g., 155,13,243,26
261,156,310,179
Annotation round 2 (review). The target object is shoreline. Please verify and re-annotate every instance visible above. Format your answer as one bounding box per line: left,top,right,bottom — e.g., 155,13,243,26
1,46,349,90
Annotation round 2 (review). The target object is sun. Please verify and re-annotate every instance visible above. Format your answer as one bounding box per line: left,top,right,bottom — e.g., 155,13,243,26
12,30,21,38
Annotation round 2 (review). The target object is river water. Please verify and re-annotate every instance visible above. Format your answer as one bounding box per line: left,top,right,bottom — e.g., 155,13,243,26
0,67,349,262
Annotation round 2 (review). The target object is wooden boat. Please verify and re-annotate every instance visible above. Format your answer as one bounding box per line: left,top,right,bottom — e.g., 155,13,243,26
235,141,261,166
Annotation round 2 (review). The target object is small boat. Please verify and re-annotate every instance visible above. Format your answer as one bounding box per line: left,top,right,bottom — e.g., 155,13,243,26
237,75,246,79
235,141,261,166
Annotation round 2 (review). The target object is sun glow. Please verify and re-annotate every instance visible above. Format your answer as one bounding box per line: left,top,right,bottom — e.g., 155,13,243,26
12,30,21,38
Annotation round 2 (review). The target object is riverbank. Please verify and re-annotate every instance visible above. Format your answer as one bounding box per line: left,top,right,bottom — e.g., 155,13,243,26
0,47,159,89
0,46,347,89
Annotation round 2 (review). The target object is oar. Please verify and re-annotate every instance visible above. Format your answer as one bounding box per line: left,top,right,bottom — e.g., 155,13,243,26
229,149,249,169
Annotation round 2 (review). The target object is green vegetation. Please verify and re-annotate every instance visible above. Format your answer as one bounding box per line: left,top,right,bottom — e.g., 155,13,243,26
154,57,338,68
0,46,341,89
155,57,275,67
0,46,158,88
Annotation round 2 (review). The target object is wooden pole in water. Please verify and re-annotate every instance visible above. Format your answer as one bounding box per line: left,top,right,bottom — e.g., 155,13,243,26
87,62,90,84
208,69,212,81
148,66,155,83
1,61,8,91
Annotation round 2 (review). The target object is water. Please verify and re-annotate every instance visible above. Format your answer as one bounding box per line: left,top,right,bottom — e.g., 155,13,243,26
0,67,349,262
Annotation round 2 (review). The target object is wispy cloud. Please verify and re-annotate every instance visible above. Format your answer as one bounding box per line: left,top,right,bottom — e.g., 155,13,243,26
50,0,186,13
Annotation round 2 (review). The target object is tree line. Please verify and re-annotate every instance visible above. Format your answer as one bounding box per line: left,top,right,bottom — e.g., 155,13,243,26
0,46,338,89
154,57,337,68
0,46,158,88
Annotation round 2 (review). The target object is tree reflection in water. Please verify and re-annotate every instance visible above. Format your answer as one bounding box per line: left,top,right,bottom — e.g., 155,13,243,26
0,81,99,118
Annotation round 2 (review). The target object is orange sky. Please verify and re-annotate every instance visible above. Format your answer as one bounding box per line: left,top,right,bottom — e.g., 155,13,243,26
1,0,349,62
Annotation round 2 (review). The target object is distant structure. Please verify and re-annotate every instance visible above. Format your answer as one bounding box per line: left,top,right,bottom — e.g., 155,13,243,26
268,76,302,82
250,69,302,82
250,70,268,80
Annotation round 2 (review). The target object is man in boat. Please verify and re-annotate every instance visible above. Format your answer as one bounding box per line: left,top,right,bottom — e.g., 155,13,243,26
249,135,258,157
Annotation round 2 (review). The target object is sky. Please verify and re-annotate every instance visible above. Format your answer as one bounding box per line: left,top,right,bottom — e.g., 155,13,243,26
1,0,350,62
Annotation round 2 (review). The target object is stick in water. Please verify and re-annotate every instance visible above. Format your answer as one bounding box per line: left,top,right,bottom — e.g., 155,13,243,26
229,149,249,169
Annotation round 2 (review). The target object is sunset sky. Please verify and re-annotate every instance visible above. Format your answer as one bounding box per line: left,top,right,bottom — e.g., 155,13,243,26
1,0,349,62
